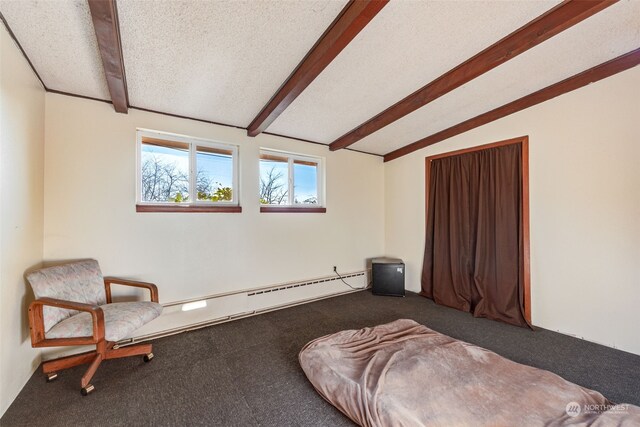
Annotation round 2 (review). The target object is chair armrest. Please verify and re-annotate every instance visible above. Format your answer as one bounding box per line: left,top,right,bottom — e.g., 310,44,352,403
103,277,159,303
28,297,105,346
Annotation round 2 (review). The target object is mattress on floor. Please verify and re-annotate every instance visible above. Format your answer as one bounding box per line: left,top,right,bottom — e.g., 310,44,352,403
299,319,640,427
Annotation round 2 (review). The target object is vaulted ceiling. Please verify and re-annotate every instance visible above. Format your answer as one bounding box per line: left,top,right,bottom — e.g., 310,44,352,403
1,0,638,160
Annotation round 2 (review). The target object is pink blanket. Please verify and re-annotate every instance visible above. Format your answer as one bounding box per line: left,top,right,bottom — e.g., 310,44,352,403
299,319,639,426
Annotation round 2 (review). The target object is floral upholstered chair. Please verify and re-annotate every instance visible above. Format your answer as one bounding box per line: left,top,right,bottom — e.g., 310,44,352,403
26,259,162,395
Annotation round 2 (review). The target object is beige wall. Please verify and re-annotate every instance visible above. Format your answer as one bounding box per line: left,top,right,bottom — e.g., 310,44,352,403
0,26,45,416
2,16,638,414
43,93,385,305
384,66,640,355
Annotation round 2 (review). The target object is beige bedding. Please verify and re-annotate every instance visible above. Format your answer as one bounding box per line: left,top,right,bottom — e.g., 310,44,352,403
299,319,640,427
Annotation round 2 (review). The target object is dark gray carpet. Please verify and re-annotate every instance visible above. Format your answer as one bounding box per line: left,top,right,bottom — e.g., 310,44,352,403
2,291,639,426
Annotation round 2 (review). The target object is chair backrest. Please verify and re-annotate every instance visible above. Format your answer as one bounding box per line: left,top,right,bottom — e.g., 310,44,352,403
26,259,107,332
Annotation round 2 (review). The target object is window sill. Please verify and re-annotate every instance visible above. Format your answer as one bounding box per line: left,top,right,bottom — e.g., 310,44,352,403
260,206,326,213
136,204,242,213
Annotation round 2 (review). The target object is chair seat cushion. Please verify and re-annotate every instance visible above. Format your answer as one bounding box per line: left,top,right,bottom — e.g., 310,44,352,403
45,302,163,342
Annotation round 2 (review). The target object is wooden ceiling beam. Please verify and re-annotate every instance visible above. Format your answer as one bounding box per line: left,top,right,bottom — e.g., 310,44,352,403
88,0,128,113
246,0,389,137
329,0,617,151
383,48,640,162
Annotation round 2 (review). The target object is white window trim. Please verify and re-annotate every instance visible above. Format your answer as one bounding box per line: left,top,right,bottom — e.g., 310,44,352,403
136,129,240,206
259,148,325,207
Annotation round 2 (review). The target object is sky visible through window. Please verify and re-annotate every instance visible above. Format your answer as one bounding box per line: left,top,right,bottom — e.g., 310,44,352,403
142,144,233,188
294,162,318,203
260,158,318,204
142,144,318,204
197,150,233,189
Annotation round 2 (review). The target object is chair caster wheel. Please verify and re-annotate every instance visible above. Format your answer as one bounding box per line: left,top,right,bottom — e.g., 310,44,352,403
143,352,154,363
46,373,58,382
81,384,95,396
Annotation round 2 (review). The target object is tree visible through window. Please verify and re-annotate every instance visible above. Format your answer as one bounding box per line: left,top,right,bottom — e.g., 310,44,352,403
259,153,288,205
259,150,323,207
196,146,234,202
141,140,190,202
138,131,238,206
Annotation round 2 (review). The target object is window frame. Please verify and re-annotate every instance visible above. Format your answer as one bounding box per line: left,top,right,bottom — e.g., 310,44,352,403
136,129,240,212
259,148,325,211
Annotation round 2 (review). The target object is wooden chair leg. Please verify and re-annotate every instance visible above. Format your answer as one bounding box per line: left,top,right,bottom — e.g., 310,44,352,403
105,343,152,360
41,341,154,395
43,350,97,374
81,354,103,389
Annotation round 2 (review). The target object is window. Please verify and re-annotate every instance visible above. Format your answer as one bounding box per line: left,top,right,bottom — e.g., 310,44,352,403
259,149,325,212
136,129,240,212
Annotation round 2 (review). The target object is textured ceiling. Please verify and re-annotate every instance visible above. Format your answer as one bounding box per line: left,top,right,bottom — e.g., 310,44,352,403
117,0,347,127
349,0,640,155
266,0,561,143
0,0,110,99
0,0,637,157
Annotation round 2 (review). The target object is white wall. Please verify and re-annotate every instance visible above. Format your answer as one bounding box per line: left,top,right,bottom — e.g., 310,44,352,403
0,26,45,416
384,66,640,355
43,93,385,306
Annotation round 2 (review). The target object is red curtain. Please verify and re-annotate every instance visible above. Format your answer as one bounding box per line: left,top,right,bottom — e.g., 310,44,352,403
421,143,529,327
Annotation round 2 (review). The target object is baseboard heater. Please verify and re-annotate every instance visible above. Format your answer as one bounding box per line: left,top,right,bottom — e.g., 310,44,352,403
115,270,368,347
